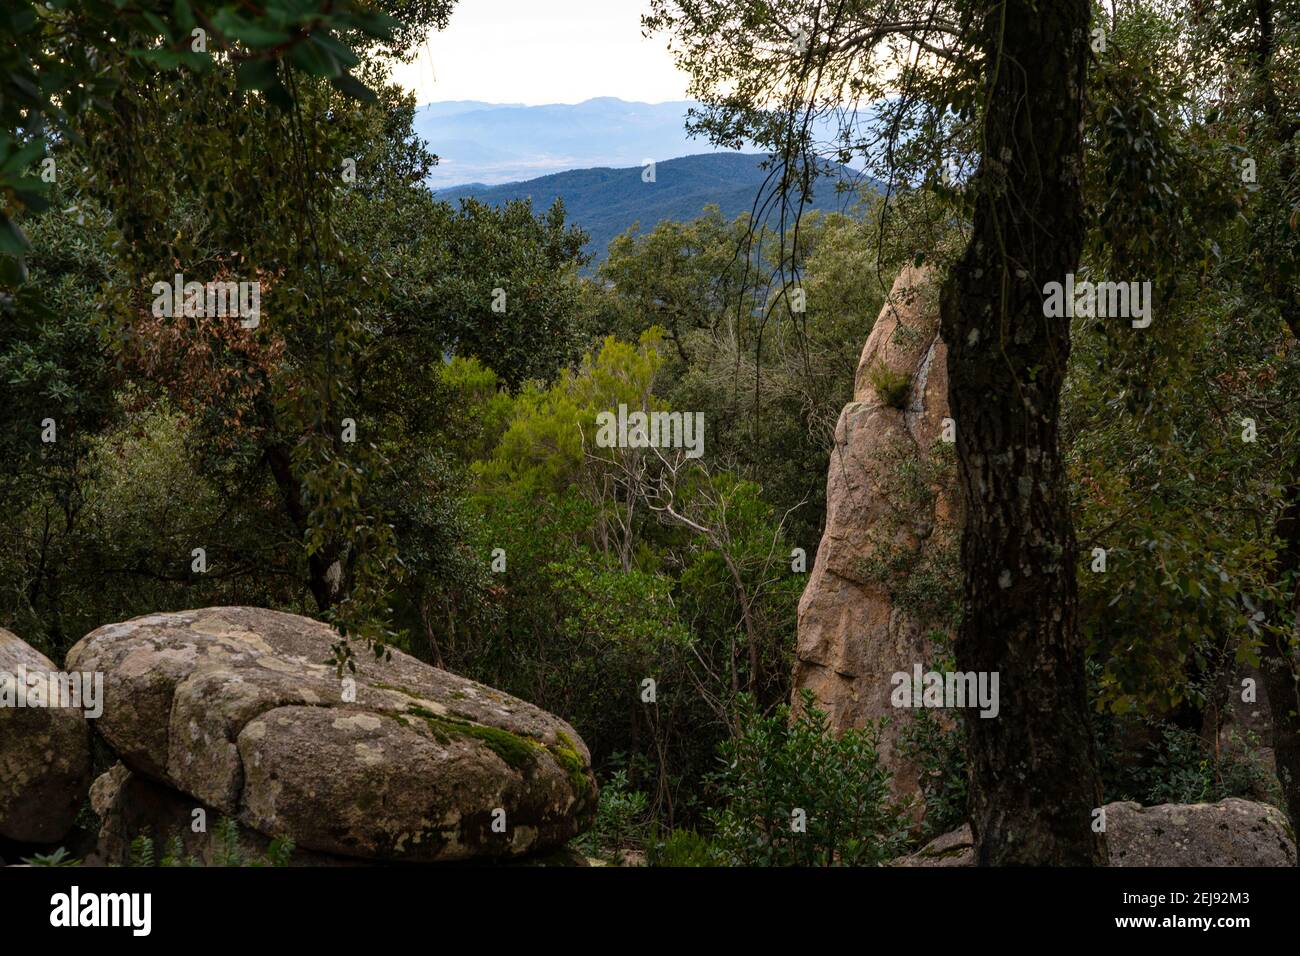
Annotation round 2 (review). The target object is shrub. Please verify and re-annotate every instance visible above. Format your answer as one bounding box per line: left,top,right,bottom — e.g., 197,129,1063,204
897,682,969,838
575,769,651,864
1140,724,1278,807
706,691,912,865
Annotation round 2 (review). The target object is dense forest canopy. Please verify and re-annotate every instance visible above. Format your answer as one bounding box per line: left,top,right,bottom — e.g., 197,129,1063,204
1,0,1298,870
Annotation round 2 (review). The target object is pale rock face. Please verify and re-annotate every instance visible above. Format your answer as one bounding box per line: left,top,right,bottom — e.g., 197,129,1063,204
792,265,959,809
0,628,92,843
896,798,1297,867
67,607,597,862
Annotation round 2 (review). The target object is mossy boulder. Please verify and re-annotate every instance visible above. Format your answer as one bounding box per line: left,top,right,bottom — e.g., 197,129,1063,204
67,608,597,862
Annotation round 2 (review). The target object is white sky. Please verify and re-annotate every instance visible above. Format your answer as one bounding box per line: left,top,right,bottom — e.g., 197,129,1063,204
388,0,691,105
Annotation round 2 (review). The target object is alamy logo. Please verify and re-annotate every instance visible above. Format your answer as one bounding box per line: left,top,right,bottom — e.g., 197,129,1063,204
595,403,705,459
1042,273,1152,328
0,666,103,718
50,887,151,936
891,664,1000,718
151,273,261,328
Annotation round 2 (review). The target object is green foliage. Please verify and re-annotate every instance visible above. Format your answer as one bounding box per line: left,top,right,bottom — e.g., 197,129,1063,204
1140,725,1277,806
707,691,911,866
439,325,805,830
160,835,194,868
596,205,759,355
449,482,701,804
575,769,651,864
2,36,589,665
0,395,310,660
853,441,961,629
424,198,589,388
0,196,119,495
128,835,155,868
867,361,912,409
20,847,80,866
1063,0,1297,731
645,828,720,867
897,648,969,839
7,0,1296,869
125,818,296,867
593,203,892,547
0,0,435,265
473,329,668,497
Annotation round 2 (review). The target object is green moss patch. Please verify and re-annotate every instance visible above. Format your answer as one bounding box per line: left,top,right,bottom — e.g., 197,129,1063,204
388,708,591,801
404,704,541,773
548,731,593,802
868,361,912,409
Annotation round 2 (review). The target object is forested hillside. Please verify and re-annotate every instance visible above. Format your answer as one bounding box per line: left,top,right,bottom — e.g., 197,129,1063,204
436,153,874,263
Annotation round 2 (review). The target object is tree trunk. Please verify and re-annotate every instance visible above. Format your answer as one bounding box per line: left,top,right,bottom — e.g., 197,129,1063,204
265,442,338,612
938,0,1107,865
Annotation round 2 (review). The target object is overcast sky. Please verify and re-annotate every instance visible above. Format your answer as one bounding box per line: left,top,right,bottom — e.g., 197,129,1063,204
388,0,691,106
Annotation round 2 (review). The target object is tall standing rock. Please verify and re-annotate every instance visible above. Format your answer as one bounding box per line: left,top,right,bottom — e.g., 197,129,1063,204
792,265,959,807
0,628,93,843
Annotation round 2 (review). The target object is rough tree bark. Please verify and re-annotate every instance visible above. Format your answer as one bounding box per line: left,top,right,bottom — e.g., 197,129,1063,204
265,442,342,613
938,0,1107,865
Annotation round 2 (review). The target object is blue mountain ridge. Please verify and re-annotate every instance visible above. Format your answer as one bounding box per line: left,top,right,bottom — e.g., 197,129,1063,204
434,152,878,265
415,97,722,189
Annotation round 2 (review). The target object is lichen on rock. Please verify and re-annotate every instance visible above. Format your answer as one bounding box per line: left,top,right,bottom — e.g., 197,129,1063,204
66,607,598,863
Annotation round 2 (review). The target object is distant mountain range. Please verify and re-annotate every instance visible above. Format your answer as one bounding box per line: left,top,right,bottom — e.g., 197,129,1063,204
434,153,877,264
414,97,732,189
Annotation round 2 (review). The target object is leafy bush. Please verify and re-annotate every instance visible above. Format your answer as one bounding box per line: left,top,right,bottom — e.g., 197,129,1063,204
1140,724,1278,807
897,685,969,838
575,769,651,864
706,691,911,866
